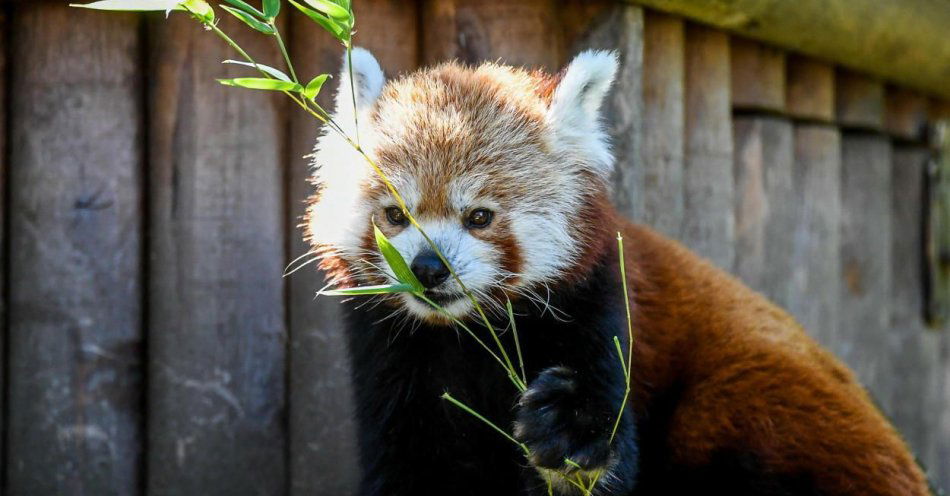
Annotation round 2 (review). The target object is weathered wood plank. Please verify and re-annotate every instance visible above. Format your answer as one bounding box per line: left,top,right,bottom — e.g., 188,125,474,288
838,133,894,413
889,145,944,485
785,56,834,123
640,10,684,237
730,37,785,112
885,87,928,142
0,5,7,482
147,13,287,495
835,70,884,131
683,24,734,269
621,0,950,100
733,116,794,303
560,2,643,220
7,5,143,494
287,2,419,493
788,125,841,345
422,0,562,71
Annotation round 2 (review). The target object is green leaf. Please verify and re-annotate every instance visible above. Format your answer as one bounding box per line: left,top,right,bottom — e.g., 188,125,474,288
223,60,291,82
217,78,302,91
303,74,330,100
70,0,180,11
289,0,348,41
181,0,214,21
220,4,275,34
263,0,280,18
303,0,350,20
321,283,415,296
374,224,425,293
221,0,264,17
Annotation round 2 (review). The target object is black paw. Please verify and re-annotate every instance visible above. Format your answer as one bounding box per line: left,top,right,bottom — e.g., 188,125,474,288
513,366,612,472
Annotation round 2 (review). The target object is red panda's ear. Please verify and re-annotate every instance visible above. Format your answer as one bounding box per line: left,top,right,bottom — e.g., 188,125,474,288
546,50,618,177
334,47,386,115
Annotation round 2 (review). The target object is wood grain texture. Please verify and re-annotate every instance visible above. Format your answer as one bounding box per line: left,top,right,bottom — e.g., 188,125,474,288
730,37,785,112
683,24,734,269
147,14,287,495
838,133,894,414
0,5,6,482
787,125,841,345
7,5,144,494
561,3,643,220
835,70,884,131
287,2,419,493
733,116,794,304
422,0,561,71
640,10,684,238
785,56,834,122
885,87,928,142
889,145,945,487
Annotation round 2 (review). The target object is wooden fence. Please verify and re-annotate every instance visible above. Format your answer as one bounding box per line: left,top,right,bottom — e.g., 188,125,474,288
1,0,949,494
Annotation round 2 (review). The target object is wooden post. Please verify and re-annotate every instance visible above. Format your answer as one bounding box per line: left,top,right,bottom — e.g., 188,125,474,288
640,11,685,237
730,37,785,112
7,5,144,494
885,87,928,142
890,145,942,481
0,4,7,480
422,0,562,71
147,13,287,495
287,2,419,494
784,58,840,343
837,73,893,413
683,24,733,269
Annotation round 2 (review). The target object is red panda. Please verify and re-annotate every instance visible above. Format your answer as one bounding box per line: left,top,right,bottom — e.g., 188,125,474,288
305,48,932,495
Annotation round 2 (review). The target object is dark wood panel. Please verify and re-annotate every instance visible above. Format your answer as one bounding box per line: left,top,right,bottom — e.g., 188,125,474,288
835,70,885,131
786,56,835,123
286,1,419,493
885,87,928,142
683,24,734,269
788,125,841,344
889,145,943,484
561,2,644,219
146,13,287,495
7,5,143,494
839,133,894,412
730,38,785,112
640,11,684,237
0,5,7,484
733,116,795,304
422,0,562,71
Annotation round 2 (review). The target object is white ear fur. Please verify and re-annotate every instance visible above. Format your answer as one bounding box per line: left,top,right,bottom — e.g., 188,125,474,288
333,47,385,128
546,50,619,177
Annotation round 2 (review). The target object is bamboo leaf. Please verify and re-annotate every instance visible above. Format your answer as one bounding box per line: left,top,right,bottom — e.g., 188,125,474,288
374,224,424,293
220,4,275,34
303,73,330,100
263,0,280,18
289,0,348,41
223,60,291,82
217,78,302,91
303,0,349,20
221,0,264,17
70,0,180,11
320,283,415,296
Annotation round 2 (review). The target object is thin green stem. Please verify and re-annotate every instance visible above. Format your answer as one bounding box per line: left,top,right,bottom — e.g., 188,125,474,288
507,298,527,385
347,43,360,146
442,392,529,456
272,23,299,83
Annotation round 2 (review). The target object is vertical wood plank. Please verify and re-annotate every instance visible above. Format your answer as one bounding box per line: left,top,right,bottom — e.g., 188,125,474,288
786,56,834,122
890,145,943,483
640,11,685,237
683,24,733,269
7,5,143,494
733,116,795,303
836,70,885,131
885,87,928,142
0,5,7,483
561,2,644,220
730,38,785,112
839,133,894,412
422,0,561,71
147,13,287,495
287,2,419,494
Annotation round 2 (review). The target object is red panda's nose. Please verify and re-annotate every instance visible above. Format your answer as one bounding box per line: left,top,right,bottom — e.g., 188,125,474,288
410,250,451,289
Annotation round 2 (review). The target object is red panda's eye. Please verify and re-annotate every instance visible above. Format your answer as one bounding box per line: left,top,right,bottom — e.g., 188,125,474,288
466,209,493,229
385,207,407,226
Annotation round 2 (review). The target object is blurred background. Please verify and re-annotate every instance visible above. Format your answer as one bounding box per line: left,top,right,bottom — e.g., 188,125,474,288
1,0,949,494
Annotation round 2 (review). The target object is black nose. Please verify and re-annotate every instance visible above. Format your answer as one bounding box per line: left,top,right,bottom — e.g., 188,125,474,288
410,250,450,289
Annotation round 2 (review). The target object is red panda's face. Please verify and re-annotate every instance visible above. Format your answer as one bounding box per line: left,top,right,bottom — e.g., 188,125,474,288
307,49,618,324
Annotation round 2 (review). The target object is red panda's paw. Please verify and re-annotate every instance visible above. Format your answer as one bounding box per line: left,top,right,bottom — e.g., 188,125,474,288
513,366,612,473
